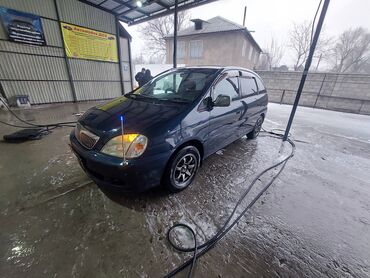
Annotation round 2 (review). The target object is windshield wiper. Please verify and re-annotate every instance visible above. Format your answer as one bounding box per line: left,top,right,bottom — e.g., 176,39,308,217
127,94,156,100
127,94,189,103
161,97,189,103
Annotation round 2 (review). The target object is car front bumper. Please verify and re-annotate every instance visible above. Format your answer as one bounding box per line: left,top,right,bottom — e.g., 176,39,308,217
69,132,169,192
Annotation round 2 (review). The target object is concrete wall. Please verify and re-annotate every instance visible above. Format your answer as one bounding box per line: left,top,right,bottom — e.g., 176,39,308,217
256,71,370,115
0,0,132,104
166,31,260,68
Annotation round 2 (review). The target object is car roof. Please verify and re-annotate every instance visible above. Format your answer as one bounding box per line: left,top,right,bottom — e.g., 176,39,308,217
172,66,259,76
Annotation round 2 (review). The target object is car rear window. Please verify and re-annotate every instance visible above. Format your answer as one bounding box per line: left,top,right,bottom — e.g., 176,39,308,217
255,77,266,93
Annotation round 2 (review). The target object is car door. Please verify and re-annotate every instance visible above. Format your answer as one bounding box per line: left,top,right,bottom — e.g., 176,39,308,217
206,71,244,154
254,75,269,116
238,72,260,135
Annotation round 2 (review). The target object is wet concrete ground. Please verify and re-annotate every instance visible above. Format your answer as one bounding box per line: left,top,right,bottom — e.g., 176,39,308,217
1,102,370,277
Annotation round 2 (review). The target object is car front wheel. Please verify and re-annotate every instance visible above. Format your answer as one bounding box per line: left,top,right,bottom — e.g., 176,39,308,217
164,146,200,193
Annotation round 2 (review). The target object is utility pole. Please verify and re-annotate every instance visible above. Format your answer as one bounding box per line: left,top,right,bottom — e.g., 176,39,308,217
243,6,247,27
283,0,330,141
315,53,323,71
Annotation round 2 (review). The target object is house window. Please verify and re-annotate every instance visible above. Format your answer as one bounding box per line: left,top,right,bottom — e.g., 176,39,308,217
189,40,203,58
254,52,260,64
242,41,247,57
178,41,185,59
248,46,254,61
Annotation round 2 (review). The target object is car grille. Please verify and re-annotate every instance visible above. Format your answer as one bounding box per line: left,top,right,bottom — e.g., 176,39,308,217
75,123,99,149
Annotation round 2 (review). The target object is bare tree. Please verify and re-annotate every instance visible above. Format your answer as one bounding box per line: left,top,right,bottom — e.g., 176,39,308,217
289,21,330,71
261,38,284,70
330,27,370,73
137,11,190,63
132,53,146,65
257,53,269,70
361,60,370,74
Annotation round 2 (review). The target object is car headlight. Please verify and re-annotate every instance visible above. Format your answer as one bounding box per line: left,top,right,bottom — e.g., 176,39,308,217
101,134,148,158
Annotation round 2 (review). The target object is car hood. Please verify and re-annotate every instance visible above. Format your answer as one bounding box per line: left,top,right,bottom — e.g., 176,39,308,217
78,96,187,137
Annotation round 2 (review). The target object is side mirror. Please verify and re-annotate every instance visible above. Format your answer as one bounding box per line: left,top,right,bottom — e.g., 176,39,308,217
213,94,231,107
202,96,213,109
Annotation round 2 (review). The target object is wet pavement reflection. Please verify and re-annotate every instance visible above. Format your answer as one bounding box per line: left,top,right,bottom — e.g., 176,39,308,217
1,102,370,277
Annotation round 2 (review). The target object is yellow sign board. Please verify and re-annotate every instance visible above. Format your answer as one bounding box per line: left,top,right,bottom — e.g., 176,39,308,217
61,22,118,62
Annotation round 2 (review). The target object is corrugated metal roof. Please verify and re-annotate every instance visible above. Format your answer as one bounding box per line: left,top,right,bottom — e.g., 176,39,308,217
0,53,68,80
78,0,218,25
69,59,120,81
74,82,121,100
0,0,58,19
2,81,73,103
166,16,262,53
59,0,116,34
42,19,64,47
0,41,65,57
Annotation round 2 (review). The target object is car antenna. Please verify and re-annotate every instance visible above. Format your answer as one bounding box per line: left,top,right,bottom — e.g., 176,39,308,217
120,115,127,166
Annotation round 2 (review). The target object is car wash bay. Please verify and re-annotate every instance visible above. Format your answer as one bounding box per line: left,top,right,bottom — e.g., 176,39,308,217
1,0,370,277
0,102,370,277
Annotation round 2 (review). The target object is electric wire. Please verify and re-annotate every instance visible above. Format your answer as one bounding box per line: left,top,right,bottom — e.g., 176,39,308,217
0,119,75,129
311,0,323,45
165,133,295,278
0,98,77,129
0,119,40,129
14,180,94,215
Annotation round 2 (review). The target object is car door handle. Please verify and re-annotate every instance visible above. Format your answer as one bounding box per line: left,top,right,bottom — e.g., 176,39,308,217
236,110,241,115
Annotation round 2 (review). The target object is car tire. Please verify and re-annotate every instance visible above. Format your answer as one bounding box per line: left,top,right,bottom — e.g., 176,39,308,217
247,115,264,139
164,145,200,193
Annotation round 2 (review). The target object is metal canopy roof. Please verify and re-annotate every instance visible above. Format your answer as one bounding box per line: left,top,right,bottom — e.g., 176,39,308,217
78,0,218,25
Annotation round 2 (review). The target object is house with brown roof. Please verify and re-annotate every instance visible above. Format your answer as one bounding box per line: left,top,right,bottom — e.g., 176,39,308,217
165,16,262,68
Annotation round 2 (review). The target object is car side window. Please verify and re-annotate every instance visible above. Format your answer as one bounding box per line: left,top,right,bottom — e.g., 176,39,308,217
255,77,266,93
213,75,239,101
239,76,258,97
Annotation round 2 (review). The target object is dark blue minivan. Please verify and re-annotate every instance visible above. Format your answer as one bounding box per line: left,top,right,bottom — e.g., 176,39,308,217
70,67,268,193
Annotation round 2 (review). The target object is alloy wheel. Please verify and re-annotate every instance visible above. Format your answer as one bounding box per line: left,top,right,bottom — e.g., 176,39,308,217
173,153,197,187
255,117,263,136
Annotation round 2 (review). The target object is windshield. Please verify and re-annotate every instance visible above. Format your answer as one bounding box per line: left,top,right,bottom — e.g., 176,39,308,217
129,68,218,103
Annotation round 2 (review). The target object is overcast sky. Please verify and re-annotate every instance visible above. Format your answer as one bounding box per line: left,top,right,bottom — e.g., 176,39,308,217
124,0,370,66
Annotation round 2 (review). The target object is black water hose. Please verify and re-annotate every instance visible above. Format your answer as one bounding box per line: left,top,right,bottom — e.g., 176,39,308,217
165,134,296,278
0,98,76,128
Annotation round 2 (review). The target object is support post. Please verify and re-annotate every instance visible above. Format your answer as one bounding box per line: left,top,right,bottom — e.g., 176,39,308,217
315,53,323,70
127,36,134,91
313,73,326,108
359,100,364,114
283,0,330,141
53,0,77,102
280,90,285,104
0,82,5,99
173,0,178,68
115,17,124,95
